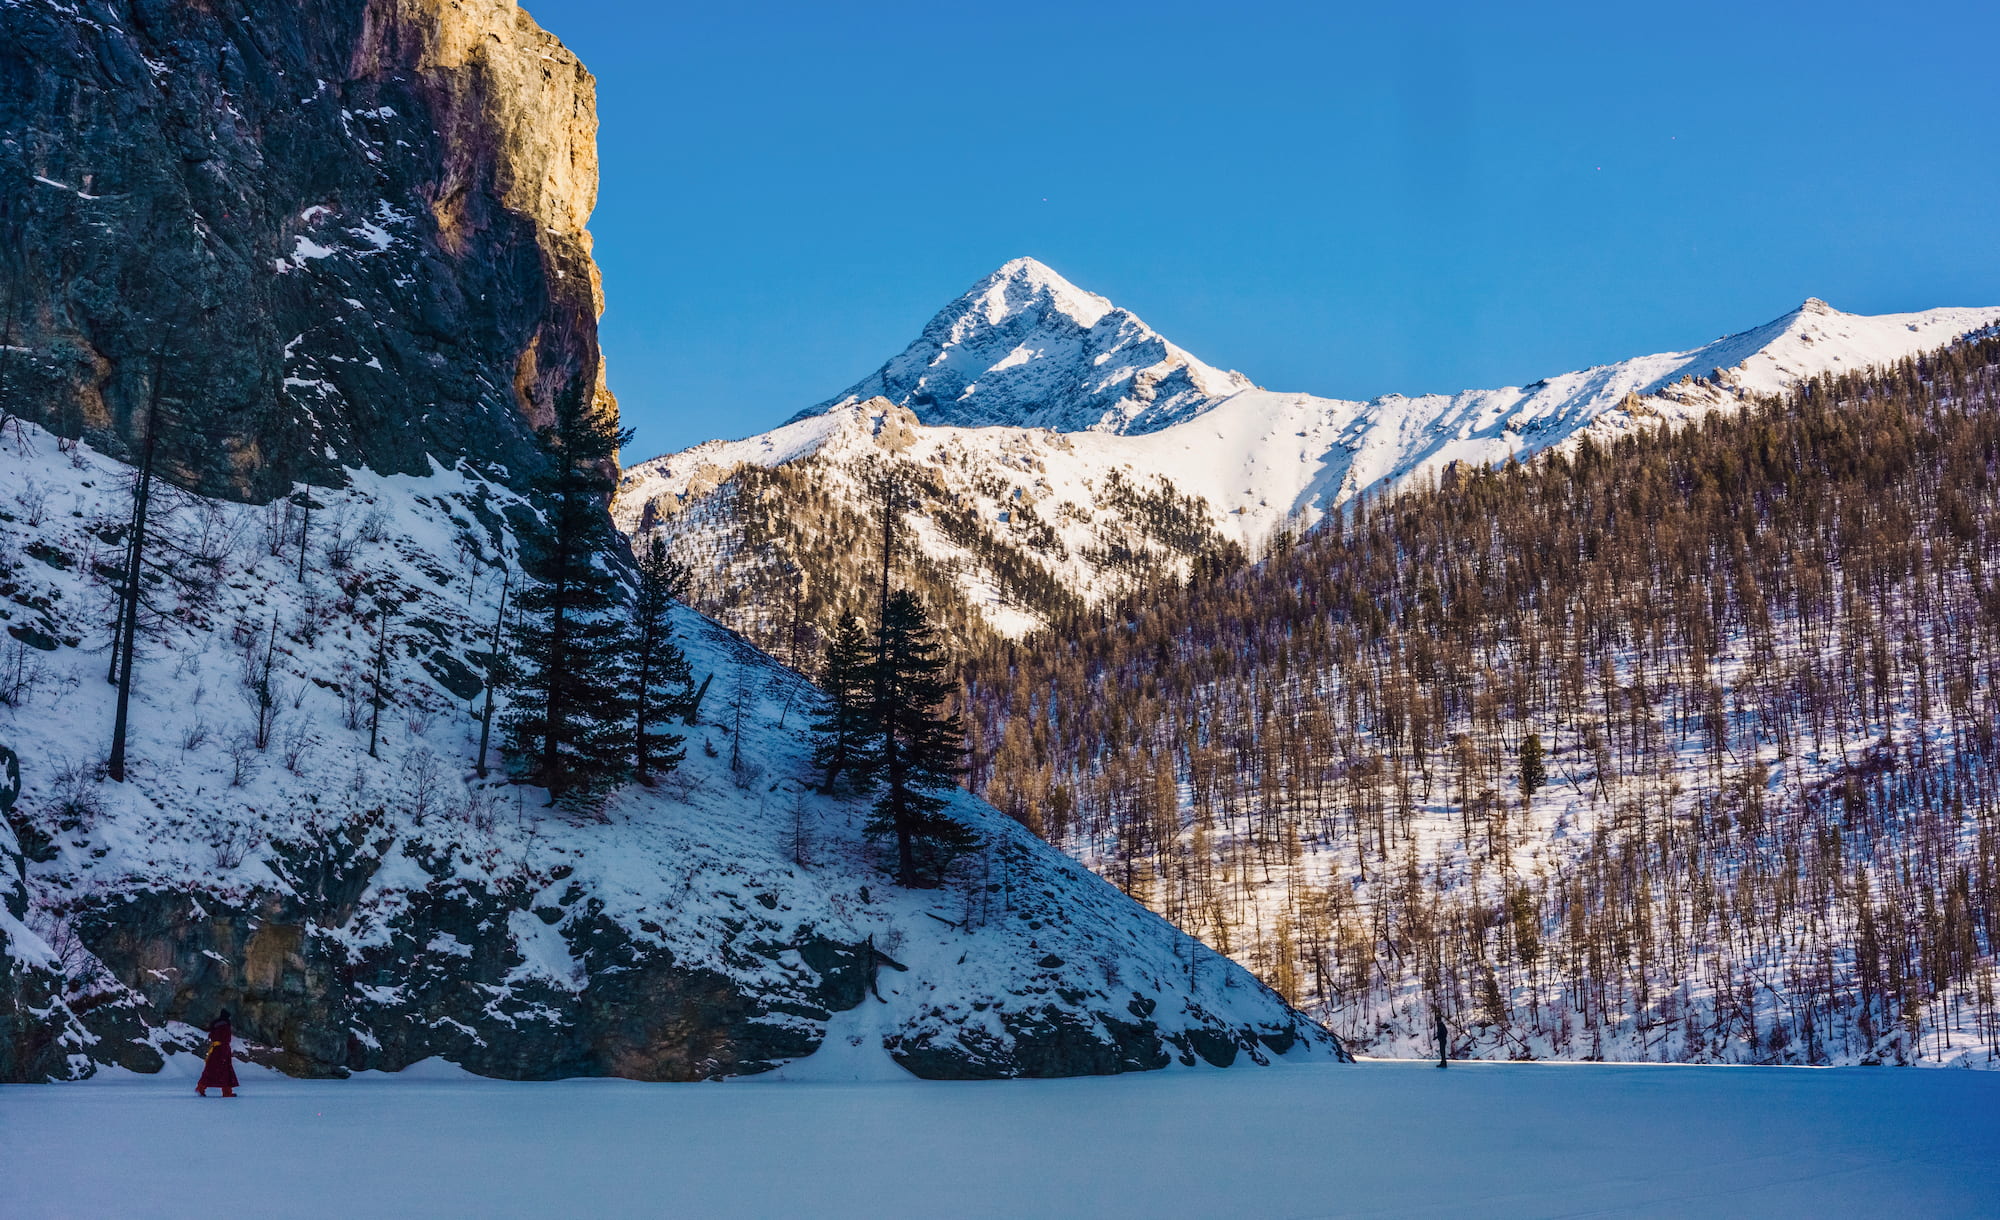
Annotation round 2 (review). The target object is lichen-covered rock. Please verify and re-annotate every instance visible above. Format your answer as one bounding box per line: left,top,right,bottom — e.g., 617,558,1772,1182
0,0,609,503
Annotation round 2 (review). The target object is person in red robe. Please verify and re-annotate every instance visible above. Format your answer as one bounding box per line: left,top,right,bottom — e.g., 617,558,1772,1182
196,1010,239,1098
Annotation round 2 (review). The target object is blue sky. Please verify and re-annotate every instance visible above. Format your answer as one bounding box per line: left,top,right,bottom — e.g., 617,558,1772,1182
528,0,2000,458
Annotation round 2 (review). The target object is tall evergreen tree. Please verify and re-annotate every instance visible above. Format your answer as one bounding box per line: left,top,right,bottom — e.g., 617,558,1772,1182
867,589,979,887
504,379,636,807
811,611,877,794
630,535,692,783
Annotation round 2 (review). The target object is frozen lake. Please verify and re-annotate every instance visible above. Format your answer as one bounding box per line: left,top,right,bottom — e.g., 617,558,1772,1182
3,1058,1995,1218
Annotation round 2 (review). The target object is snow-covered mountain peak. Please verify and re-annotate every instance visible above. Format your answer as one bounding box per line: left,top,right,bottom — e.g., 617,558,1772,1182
1662,297,1994,401
798,258,1255,435
629,272,1996,642
970,256,1117,329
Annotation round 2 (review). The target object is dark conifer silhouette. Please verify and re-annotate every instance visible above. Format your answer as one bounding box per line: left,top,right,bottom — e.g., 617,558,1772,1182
868,589,978,887
1518,733,1545,800
504,379,636,808
811,611,877,794
630,535,692,783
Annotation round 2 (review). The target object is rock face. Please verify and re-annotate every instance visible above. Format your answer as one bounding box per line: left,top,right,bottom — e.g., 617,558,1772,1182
0,0,609,502
0,813,84,1081
68,857,867,1082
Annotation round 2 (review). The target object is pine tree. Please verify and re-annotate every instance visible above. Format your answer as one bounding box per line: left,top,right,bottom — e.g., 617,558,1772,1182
1518,732,1546,800
811,611,877,793
504,379,636,808
630,534,691,783
868,589,979,887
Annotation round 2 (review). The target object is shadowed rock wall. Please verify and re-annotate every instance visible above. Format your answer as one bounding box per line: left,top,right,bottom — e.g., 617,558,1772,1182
0,0,612,501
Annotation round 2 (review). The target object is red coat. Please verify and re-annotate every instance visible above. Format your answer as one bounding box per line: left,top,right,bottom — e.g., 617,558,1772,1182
197,1019,239,1090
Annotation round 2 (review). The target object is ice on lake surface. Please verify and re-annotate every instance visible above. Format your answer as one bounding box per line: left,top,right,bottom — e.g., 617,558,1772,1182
3,1056,1995,1218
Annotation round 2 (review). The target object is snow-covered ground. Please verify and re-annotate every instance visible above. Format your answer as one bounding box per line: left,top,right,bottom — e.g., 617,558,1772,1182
0,414,1332,1080
3,1056,1994,1218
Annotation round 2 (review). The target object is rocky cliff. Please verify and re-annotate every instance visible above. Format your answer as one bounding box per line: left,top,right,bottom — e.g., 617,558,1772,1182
1,810,84,1080
0,0,609,502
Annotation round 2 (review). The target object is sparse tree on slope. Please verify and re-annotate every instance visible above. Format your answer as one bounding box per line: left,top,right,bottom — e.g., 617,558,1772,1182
505,381,636,808
811,611,877,794
868,588,979,887
1518,732,1545,801
630,534,692,783
106,356,165,782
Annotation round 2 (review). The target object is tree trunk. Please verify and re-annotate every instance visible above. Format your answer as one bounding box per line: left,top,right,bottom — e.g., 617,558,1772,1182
107,361,164,783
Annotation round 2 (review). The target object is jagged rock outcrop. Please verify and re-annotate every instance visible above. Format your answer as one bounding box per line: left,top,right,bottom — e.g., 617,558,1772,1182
0,0,609,502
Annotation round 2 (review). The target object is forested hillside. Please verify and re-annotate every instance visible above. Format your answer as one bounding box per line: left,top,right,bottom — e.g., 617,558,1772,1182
964,337,2000,1066
618,403,1241,663
619,259,1993,657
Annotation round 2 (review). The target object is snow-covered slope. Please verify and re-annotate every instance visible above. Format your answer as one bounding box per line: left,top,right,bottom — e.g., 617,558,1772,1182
617,400,1241,640
800,257,1254,434
0,419,1340,1081
622,261,1999,640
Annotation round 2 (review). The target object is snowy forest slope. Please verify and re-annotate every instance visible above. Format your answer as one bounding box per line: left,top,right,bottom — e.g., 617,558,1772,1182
619,261,1998,651
965,338,2000,1068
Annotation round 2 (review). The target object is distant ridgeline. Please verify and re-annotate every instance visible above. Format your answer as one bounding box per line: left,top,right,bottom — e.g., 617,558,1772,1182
619,260,1996,681
964,337,2000,1067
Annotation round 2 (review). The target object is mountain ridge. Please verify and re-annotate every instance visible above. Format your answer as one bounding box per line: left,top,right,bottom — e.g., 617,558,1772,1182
959,337,2000,1066
622,260,1999,641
